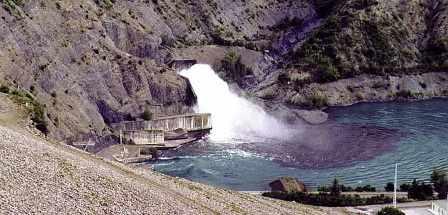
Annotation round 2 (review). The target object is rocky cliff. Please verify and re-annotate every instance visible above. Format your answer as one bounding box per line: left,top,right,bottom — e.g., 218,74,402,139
0,0,447,140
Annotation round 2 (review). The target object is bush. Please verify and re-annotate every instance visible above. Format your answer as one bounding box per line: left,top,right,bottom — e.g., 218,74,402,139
94,0,115,9
355,185,376,192
314,64,340,83
319,183,377,192
395,90,413,99
400,183,410,192
377,207,405,215
385,182,395,192
0,85,10,94
304,92,328,109
3,0,24,16
9,89,48,135
220,50,253,85
262,192,393,207
141,108,153,121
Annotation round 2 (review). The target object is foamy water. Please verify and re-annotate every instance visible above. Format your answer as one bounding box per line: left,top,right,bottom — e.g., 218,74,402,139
180,64,292,142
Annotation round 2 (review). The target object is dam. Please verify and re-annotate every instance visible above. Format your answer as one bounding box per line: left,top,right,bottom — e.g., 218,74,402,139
111,113,212,146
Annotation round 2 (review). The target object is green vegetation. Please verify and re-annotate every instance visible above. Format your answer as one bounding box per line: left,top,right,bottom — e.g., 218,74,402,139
292,0,446,84
3,0,24,17
219,50,253,85
318,181,376,193
385,182,395,192
263,191,394,207
211,26,234,46
377,207,405,215
7,88,48,135
407,179,433,200
304,92,328,109
395,90,422,99
264,178,403,207
0,85,10,94
424,37,448,67
431,169,448,199
141,108,153,121
94,0,115,9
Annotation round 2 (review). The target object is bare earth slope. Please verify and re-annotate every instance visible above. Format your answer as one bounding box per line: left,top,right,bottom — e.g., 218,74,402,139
0,124,330,214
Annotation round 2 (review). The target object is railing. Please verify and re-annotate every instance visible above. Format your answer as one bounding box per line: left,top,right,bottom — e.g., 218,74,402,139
112,113,212,132
123,130,165,145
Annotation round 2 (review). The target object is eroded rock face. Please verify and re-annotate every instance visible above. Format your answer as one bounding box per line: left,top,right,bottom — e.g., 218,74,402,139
0,0,446,140
0,1,198,140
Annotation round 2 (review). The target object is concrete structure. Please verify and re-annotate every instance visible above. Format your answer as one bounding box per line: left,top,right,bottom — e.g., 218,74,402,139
167,59,197,70
113,113,212,133
111,113,211,148
123,130,164,145
430,200,448,215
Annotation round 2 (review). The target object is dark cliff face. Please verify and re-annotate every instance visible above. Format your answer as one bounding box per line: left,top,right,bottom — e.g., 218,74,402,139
0,0,446,139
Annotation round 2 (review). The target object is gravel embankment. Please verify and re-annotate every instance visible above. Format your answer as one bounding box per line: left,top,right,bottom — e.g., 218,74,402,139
0,126,330,214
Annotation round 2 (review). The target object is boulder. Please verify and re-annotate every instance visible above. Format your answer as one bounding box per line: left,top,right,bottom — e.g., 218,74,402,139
269,177,306,193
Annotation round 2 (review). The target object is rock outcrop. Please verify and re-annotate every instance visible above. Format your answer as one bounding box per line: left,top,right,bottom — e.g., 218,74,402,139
269,177,307,193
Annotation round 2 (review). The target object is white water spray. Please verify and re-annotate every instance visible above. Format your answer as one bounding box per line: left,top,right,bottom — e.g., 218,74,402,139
180,64,291,142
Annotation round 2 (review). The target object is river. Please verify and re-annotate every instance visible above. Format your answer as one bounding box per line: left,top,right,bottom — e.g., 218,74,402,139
151,65,448,191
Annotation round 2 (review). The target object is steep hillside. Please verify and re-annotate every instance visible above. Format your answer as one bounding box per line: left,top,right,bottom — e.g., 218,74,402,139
0,0,316,140
0,0,447,140
291,0,448,82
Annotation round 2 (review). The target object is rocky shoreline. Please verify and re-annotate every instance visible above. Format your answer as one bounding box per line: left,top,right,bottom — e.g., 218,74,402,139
261,72,448,125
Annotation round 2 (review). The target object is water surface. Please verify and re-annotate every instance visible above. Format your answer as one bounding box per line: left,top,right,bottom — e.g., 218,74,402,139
152,99,448,191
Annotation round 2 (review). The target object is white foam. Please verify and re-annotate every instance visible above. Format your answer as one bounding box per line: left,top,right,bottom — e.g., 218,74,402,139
180,64,292,142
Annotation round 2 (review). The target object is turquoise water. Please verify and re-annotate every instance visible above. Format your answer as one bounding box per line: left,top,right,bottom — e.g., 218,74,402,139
152,99,448,191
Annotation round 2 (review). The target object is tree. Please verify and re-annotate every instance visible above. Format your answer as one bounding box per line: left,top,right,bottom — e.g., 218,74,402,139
431,169,448,199
377,207,405,215
399,183,410,192
408,179,433,200
330,178,341,196
385,182,395,192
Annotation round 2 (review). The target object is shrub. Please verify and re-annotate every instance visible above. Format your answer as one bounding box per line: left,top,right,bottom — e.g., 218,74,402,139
9,89,48,135
262,192,393,207
377,207,405,215
400,183,411,192
141,108,153,121
220,50,253,84
395,90,413,99
385,182,395,192
95,0,115,9
3,0,24,16
0,85,10,94
304,92,328,109
355,185,376,192
314,64,340,83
